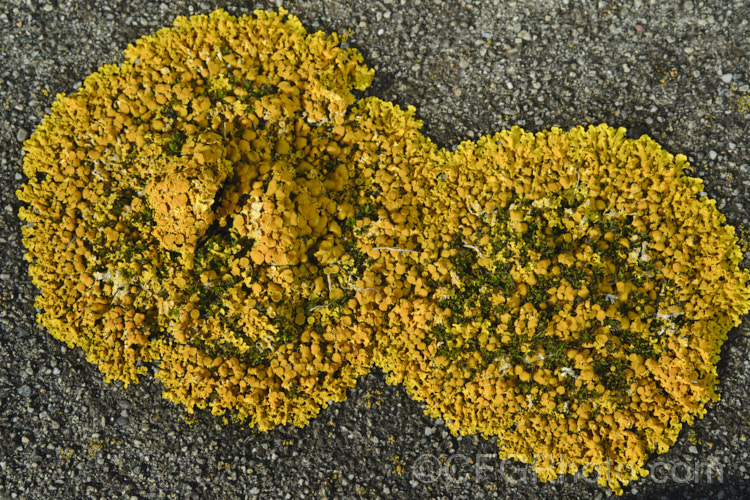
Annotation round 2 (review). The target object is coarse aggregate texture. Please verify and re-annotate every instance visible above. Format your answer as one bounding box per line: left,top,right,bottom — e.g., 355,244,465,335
2,0,750,499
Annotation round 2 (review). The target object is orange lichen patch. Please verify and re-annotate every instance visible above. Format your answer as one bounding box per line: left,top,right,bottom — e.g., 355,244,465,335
17,8,379,430
145,153,232,265
363,123,750,494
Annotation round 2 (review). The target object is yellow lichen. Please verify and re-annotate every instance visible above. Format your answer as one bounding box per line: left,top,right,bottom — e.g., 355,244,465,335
15,7,750,495
17,8,378,431
362,122,750,493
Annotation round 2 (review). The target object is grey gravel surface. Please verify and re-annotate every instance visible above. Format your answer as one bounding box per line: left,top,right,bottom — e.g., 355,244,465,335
1,0,750,498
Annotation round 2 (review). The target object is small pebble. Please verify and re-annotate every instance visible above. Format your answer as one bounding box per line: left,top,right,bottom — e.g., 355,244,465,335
16,128,28,142
17,385,31,398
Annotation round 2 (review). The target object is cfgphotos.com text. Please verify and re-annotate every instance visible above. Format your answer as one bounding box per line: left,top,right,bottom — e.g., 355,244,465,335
410,452,723,487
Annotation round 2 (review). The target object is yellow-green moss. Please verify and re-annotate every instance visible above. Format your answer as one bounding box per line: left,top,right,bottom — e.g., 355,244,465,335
16,7,750,494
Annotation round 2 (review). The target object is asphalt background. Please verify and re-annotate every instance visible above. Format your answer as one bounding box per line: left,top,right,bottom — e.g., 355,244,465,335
1,0,749,498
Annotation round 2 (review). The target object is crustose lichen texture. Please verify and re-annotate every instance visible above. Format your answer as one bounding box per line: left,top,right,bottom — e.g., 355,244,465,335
16,8,750,495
